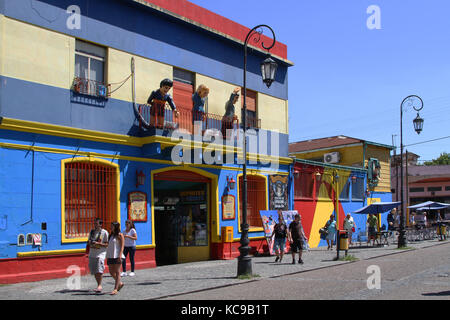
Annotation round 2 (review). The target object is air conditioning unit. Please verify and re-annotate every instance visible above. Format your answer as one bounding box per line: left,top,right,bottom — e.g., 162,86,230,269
324,152,340,164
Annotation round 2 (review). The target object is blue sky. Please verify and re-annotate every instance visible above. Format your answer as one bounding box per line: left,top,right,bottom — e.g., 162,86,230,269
188,0,450,162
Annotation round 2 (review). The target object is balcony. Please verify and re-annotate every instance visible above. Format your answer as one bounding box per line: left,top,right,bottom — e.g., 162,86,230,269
137,104,260,138
72,77,109,99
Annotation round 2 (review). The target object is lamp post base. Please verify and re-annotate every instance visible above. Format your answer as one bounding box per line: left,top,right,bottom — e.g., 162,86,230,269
397,230,407,248
237,223,253,277
237,253,253,276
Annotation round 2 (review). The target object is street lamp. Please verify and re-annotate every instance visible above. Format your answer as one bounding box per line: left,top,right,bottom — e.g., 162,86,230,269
238,25,277,277
398,95,424,248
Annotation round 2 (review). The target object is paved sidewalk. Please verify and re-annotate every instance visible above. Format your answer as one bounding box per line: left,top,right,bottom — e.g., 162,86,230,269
0,239,447,300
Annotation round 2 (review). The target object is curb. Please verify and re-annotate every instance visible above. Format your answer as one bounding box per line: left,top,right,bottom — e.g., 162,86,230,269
151,240,450,300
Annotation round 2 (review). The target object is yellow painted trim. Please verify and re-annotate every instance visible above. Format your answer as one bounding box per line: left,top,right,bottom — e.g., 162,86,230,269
60,157,121,243
17,249,85,257
0,117,142,146
16,244,154,258
236,172,268,234
150,165,221,246
0,141,288,176
0,117,292,165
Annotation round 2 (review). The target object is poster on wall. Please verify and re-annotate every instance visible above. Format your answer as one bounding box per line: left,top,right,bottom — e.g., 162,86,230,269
259,210,299,255
269,175,289,210
128,191,147,222
221,195,235,220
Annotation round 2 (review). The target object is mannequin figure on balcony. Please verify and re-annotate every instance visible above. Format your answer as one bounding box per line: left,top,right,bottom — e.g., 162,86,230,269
192,84,209,131
221,87,240,139
147,78,179,128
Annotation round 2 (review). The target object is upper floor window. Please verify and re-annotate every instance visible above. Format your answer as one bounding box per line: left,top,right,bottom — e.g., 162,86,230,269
241,89,260,129
351,176,365,201
74,40,107,96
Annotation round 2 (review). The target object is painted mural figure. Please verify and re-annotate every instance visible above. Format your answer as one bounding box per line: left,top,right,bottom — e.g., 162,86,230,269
192,84,209,130
221,87,240,138
147,78,179,128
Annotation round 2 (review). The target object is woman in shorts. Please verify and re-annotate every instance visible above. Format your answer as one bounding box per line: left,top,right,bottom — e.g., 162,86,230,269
106,222,125,295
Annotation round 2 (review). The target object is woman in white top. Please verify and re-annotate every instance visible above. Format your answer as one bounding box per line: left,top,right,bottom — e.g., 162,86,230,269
343,213,356,245
121,220,138,276
106,222,124,295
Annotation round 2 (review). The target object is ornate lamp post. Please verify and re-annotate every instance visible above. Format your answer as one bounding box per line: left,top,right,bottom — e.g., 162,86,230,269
238,25,278,277
398,95,424,248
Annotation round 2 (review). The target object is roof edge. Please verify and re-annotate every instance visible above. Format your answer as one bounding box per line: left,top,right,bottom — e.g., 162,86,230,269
132,0,294,66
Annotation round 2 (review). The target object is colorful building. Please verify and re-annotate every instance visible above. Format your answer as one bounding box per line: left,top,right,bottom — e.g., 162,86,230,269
289,136,394,247
0,0,293,283
391,152,450,223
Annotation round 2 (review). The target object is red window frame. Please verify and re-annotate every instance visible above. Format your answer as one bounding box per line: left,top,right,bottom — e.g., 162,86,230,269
64,161,118,239
239,175,267,229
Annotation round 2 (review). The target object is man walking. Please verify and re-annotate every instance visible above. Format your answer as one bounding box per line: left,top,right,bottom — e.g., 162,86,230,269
288,214,307,264
88,218,109,292
272,210,287,263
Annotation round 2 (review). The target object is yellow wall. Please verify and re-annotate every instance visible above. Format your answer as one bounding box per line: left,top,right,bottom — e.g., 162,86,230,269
108,48,173,104
292,143,392,192
0,16,74,89
1,17,289,135
195,74,241,117
292,144,364,167
258,93,288,134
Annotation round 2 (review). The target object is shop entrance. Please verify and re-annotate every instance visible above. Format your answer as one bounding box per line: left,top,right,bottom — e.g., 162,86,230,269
153,170,210,266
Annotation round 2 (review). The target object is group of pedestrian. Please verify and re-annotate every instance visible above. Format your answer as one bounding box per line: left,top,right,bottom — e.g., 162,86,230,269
271,210,307,264
319,213,357,250
87,218,138,295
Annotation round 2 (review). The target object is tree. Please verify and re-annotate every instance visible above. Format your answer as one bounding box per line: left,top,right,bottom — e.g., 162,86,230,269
423,152,450,165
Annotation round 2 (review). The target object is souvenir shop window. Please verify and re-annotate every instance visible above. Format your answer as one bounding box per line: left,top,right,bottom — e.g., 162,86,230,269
177,204,208,247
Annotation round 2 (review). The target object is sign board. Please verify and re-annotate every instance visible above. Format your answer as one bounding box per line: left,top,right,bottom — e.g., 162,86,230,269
221,195,235,220
269,175,288,210
259,210,300,255
32,233,42,246
128,191,148,222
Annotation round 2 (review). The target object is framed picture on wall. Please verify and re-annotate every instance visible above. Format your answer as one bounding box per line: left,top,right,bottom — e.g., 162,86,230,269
222,195,235,220
128,191,147,222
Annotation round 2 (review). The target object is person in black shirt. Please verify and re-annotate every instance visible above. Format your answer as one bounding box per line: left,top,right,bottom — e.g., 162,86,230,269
271,210,287,263
288,214,307,264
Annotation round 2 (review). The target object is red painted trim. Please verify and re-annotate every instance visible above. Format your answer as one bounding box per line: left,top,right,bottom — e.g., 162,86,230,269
211,238,268,260
138,0,288,60
0,249,156,284
1,240,269,284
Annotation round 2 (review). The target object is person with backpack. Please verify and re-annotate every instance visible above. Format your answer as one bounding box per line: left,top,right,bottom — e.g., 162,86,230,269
271,210,287,263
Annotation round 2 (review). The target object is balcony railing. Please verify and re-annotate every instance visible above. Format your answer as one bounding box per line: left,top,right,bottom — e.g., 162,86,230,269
138,104,255,138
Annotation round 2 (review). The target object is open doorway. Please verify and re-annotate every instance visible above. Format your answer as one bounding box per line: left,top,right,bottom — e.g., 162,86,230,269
153,178,209,266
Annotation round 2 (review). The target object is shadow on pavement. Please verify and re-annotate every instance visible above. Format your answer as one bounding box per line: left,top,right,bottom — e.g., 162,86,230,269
422,290,450,297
